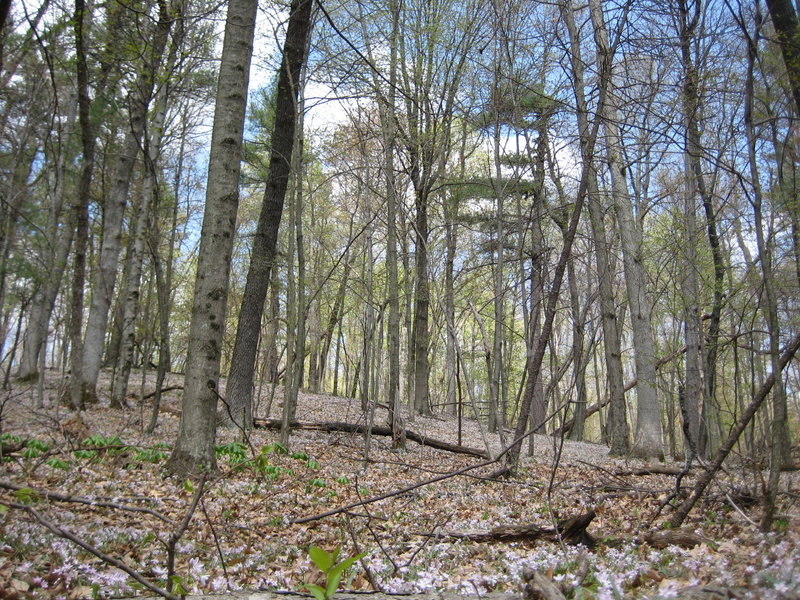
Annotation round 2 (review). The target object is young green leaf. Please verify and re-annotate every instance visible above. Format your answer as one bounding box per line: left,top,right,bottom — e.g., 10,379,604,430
304,583,327,600
308,545,333,572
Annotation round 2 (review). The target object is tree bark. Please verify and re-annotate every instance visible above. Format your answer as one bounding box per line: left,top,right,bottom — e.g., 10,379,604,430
166,0,258,477
224,0,314,431
563,0,629,454
67,0,97,411
80,0,171,403
112,0,174,409
765,0,800,116
588,0,663,460
741,7,790,530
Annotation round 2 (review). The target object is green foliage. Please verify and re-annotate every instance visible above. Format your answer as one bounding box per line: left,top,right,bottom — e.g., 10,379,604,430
169,575,189,595
73,449,98,460
306,478,326,493
335,476,349,485
45,458,71,470
133,447,169,464
304,546,367,600
22,439,50,458
83,434,123,447
291,451,309,460
1,433,22,445
13,487,39,505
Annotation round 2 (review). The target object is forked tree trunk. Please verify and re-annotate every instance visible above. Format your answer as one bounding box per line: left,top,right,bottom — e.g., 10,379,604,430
67,0,97,411
564,0,628,454
81,0,172,404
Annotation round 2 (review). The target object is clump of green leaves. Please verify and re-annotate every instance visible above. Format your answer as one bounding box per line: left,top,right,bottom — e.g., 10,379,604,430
304,546,367,600
22,439,49,459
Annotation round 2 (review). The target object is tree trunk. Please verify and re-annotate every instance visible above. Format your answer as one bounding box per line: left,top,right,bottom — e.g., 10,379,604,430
112,18,173,408
224,0,314,431
165,0,258,478
67,0,97,412
565,0,629,454
588,0,663,460
741,7,790,530
765,0,800,116
17,94,77,380
80,1,171,403
412,187,432,416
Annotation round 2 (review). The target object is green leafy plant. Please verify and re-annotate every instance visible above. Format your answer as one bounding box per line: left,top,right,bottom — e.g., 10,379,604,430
45,457,71,470
335,476,349,485
306,478,326,493
22,439,49,458
291,451,309,461
74,449,98,460
304,546,367,600
13,487,39,505
133,447,169,464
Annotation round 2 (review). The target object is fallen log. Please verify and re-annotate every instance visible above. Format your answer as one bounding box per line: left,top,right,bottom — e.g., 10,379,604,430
522,568,567,600
443,509,596,547
614,466,688,476
253,419,489,459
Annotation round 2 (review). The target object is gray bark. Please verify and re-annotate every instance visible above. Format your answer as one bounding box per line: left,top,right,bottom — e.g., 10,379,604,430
224,0,314,431
80,0,172,403
17,92,77,380
563,0,628,454
588,0,663,460
166,0,258,477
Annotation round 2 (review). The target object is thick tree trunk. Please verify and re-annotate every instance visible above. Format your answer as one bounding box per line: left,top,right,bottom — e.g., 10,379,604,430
224,0,314,431
166,0,258,478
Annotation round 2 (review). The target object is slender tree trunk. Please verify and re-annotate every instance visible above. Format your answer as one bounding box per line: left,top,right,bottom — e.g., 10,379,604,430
316,251,352,390
18,93,77,380
742,6,790,530
80,1,172,403
566,0,628,454
225,0,314,430
166,0,258,477
489,124,505,433
677,0,724,458
67,0,97,412
412,187,432,416
589,0,663,460
112,42,172,408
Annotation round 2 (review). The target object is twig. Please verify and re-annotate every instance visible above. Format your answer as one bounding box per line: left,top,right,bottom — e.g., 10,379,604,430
166,478,205,593
200,497,229,581
725,492,760,530
292,430,534,525
343,513,384,592
9,502,179,600
0,480,174,524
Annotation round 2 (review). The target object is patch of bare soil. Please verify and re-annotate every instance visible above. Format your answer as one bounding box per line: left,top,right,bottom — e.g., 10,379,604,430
0,369,798,599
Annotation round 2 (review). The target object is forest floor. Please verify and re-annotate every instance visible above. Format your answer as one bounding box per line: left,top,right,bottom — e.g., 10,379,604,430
0,370,799,599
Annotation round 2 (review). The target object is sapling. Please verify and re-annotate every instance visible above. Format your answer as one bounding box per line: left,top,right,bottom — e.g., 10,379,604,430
304,545,367,600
